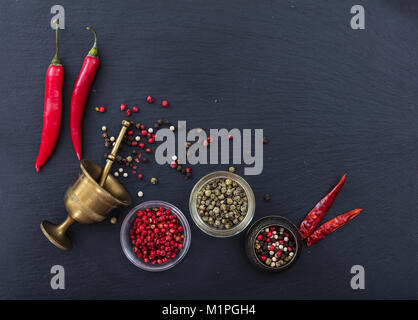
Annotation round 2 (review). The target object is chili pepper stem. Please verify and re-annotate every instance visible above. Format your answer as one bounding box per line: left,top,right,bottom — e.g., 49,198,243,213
86,26,98,57
51,19,61,65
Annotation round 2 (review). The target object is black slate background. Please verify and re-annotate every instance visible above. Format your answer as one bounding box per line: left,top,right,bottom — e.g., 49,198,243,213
0,0,417,299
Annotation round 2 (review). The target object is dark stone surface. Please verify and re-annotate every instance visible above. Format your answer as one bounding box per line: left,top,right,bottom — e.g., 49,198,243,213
0,0,417,299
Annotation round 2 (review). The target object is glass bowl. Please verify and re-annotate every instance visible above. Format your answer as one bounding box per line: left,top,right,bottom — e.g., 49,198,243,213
189,171,255,237
245,216,302,272
120,200,191,272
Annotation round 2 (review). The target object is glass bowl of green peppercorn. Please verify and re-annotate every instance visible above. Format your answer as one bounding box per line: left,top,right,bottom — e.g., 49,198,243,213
189,171,255,237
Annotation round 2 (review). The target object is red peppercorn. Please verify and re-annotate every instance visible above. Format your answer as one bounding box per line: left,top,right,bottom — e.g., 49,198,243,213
162,100,168,108
141,130,147,136
170,161,177,168
267,232,272,237
99,106,106,113
132,106,139,113
126,109,132,117
148,138,155,144
145,148,152,153
139,142,145,149
120,104,127,111
260,256,267,262
185,167,192,173
131,141,138,147
257,235,263,241
147,96,154,103
137,173,143,180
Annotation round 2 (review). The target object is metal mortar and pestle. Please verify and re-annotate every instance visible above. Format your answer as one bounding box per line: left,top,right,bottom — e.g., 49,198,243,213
41,120,132,251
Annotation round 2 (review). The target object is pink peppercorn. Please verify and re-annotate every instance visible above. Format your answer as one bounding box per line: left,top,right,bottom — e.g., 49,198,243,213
129,206,185,265
99,106,106,113
126,109,132,117
120,104,127,111
132,106,139,113
162,100,169,108
147,96,154,103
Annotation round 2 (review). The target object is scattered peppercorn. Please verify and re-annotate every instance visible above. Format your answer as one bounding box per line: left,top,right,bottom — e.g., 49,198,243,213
263,137,268,144
110,217,117,224
132,106,139,113
146,95,154,103
162,100,169,108
264,194,271,202
150,177,158,185
229,166,236,173
120,104,127,111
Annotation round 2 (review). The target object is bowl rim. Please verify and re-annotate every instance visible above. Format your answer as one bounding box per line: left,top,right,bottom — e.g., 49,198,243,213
120,200,191,272
245,215,302,272
189,171,255,238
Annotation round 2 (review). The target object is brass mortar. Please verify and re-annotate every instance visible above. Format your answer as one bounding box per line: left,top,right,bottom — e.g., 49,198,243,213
41,120,132,251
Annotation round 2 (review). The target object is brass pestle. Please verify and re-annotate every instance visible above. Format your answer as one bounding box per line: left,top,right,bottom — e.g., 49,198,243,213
40,120,132,251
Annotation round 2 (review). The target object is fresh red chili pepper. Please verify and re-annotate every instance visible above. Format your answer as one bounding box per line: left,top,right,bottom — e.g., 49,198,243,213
70,26,100,160
35,22,64,172
298,174,347,239
305,209,362,246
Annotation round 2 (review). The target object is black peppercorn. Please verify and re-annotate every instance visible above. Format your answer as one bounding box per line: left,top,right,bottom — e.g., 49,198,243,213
176,165,182,172
263,137,268,144
142,157,149,163
164,120,171,126
157,119,163,125
264,194,271,201
135,123,141,129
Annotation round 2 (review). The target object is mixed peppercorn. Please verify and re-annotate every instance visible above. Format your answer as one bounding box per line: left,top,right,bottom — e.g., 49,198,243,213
254,226,296,268
196,178,248,230
129,206,185,265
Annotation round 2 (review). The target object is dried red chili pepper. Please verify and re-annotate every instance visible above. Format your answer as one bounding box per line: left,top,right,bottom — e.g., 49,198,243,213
35,22,64,172
70,26,100,160
298,174,347,239
305,209,362,246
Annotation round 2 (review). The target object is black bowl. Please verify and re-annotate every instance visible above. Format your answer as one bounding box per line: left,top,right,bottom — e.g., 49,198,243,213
245,216,302,272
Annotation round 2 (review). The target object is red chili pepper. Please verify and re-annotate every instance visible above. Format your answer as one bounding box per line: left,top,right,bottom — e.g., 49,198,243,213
305,209,362,246
35,22,64,172
70,26,100,160
298,174,347,239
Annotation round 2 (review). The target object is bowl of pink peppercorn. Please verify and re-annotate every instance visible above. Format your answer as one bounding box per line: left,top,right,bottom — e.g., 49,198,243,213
120,200,191,272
